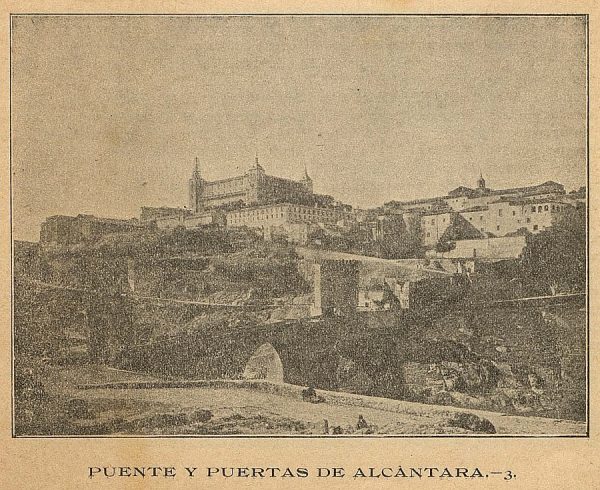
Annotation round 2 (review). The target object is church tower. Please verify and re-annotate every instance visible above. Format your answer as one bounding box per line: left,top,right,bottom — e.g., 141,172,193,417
477,171,486,190
245,155,265,205
301,164,313,193
188,157,204,213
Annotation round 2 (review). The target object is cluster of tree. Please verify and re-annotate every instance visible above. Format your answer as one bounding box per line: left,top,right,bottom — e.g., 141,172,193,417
376,231,423,259
308,214,424,259
520,205,586,295
210,245,310,298
464,204,586,301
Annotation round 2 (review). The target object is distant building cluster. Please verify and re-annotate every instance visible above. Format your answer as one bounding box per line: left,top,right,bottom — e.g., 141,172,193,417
385,175,584,250
38,154,585,259
40,214,147,246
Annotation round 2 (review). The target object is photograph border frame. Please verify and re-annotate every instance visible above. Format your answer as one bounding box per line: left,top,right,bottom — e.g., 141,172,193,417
9,12,591,440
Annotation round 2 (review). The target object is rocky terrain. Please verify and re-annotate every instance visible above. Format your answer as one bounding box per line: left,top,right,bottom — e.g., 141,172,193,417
13,232,587,435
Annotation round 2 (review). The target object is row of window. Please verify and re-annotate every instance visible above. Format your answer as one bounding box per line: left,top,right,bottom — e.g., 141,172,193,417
428,217,448,225
230,206,341,219
531,204,564,213
423,201,569,230
202,179,245,195
460,204,565,222
467,215,535,226
229,212,339,224
228,208,343,225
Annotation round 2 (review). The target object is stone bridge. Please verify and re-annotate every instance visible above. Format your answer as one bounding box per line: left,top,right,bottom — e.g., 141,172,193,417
23,277,585,403
118,313,410,398
115,294,585,401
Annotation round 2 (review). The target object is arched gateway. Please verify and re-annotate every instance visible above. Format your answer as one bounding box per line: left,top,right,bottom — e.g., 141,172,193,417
243,343,284,383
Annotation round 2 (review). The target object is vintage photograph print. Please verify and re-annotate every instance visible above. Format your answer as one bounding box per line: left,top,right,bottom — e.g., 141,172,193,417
11,14,587,437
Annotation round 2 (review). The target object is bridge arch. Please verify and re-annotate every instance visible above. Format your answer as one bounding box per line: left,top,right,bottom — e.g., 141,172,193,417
243,342,284,383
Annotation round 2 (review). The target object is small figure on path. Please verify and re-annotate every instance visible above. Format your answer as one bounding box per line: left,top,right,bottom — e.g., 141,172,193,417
356,414,368,430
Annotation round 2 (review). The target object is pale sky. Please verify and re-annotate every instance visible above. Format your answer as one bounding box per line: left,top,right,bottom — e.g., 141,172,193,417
11,15,587,241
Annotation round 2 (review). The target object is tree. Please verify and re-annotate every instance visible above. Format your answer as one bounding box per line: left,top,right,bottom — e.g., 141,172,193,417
435,240,456,253
377,214,423,259
520,206,586,295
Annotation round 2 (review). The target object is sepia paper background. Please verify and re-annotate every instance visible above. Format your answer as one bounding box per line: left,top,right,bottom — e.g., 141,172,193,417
0,0,598,488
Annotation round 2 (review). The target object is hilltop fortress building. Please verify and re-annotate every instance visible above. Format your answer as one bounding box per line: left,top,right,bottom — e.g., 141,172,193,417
138,156,352,243
188,157,316,212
